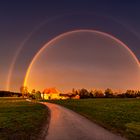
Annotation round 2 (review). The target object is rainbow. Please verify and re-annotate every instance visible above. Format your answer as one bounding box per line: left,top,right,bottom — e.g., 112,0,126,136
22,29,140,87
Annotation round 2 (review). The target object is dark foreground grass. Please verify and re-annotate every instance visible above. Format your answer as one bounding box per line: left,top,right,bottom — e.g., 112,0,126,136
0,97,49,140
49,98,140,140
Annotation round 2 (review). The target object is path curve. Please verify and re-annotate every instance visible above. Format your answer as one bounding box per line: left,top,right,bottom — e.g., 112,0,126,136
44,102,126,140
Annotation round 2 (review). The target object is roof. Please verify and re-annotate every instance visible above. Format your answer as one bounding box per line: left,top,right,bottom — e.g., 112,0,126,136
43,88,59,94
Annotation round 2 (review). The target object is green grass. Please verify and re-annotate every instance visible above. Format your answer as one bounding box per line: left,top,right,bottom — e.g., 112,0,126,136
0,97,49,140
48,98,140,140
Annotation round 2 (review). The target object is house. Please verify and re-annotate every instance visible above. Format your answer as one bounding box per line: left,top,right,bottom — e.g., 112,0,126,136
41,88,60,100
41,88,80,100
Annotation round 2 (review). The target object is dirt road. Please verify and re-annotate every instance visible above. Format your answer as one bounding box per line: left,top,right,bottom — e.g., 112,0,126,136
44,102,126,140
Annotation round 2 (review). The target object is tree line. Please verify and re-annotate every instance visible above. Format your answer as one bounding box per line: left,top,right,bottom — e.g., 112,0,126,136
19,87,140,99
71,88,140,99
1,87,140,99
20,86,41,100
0,91,22,97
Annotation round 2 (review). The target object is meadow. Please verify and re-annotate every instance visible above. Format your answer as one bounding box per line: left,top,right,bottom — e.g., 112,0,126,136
49,98,140,140
0,97,49,140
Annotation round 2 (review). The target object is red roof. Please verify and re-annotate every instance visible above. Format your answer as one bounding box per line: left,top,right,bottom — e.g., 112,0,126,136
43,88,59,94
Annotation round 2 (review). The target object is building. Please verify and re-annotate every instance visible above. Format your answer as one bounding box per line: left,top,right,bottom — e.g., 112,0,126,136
41,88,80,100
41,88,60,100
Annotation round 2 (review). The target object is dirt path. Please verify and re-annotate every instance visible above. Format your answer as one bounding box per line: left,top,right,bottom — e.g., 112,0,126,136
44,102,127,140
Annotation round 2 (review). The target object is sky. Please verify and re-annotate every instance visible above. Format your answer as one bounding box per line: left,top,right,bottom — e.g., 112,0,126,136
0,0,140,92
25,30,140,92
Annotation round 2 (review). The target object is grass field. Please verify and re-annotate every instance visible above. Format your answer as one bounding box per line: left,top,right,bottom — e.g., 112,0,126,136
0,97,49,140
48,98,140,140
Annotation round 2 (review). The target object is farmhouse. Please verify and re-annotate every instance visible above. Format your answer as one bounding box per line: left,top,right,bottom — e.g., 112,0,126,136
41,88,80,100
41,88,60,100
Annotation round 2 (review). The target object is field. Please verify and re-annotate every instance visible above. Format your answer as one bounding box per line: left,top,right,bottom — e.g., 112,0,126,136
48,98,140,140
0,97,49,140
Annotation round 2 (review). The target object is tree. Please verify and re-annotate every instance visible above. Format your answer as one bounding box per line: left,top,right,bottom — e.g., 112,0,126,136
78,88,90,98
104,88,114,98
93,89,104,98
35,91,41,100
20,86,28,98
72,88,76,94
89,90,94,98
28,89,36,99
31,89,36,94
136,91,140,97
72,88,79,95
125,90,136,98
